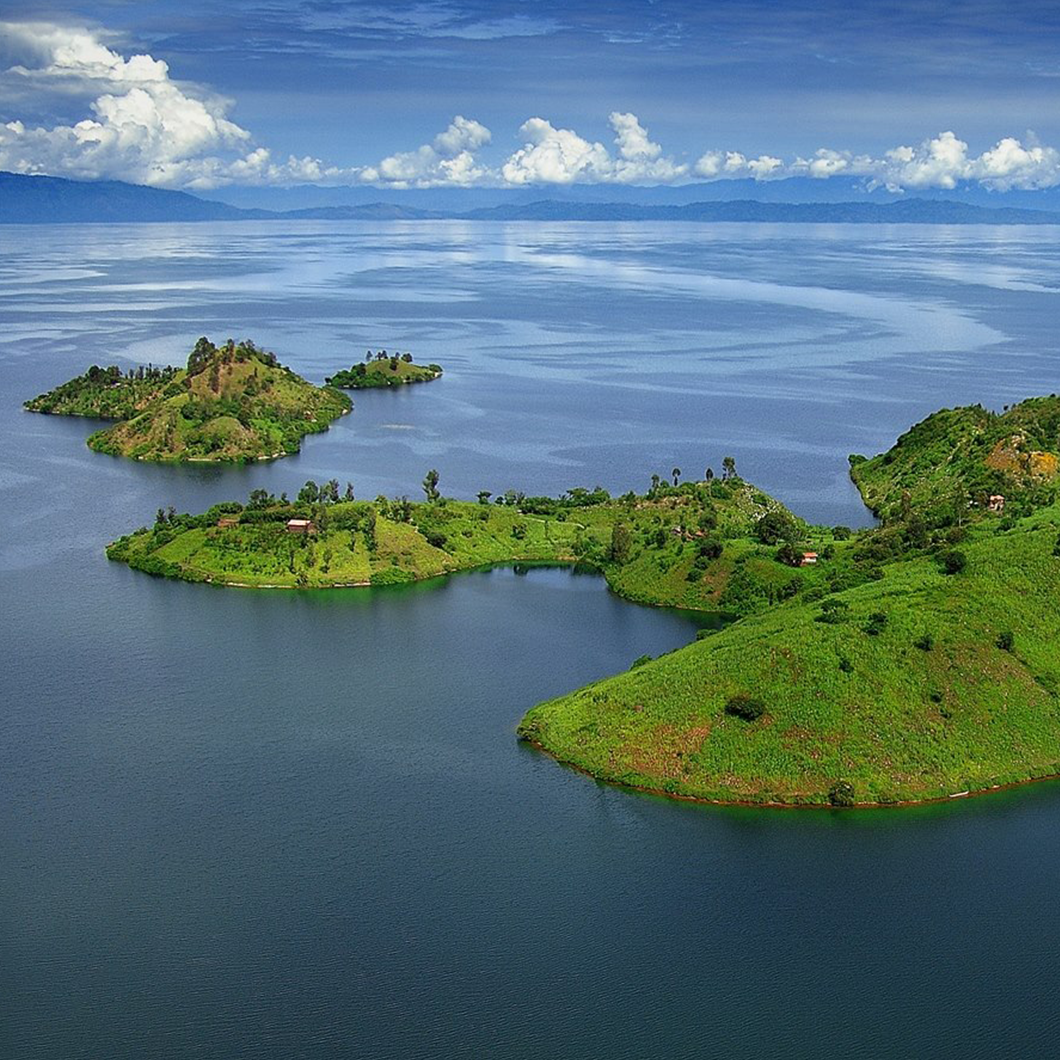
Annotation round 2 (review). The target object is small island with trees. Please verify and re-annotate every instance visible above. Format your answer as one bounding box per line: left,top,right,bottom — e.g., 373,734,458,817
104,394,1060,808
325,349,442,389
25,337,351,463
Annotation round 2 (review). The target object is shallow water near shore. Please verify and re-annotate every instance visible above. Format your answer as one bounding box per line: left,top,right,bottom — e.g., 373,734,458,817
3,221,1060,1058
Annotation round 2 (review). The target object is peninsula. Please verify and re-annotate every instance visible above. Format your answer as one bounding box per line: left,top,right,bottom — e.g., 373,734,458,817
325,351,442,389
26,338,351,463
105,396,1060,807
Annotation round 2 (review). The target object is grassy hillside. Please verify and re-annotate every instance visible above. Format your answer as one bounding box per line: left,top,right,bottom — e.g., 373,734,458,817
851,395,1060,523
24,364,179,420
37,338,351,463
326,351,442,388
520,503,1060,806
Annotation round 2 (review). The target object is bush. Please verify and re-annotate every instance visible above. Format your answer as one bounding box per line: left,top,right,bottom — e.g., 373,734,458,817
828,780,856,807
938,549,967,575
697,537,723,560
914,633,934,651
424,530,447,549
838,656,854,673
996,630,1015,652
630,654,653,669
864,611,888,636
724,694,765,722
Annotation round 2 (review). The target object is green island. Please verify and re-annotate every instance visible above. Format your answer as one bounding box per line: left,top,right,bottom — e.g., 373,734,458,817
105,396,1060,807
325,350,442,389
25,338,351,463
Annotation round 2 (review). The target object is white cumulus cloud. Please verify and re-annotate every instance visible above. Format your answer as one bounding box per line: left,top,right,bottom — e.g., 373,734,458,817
359,115,492,187
501,113,686,185
0,21,339,188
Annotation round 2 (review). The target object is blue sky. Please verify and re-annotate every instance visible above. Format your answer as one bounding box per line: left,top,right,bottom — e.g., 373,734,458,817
2,0,1060,190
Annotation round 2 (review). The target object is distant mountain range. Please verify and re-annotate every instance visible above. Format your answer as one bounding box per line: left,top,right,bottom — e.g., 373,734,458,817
3,171,1060,226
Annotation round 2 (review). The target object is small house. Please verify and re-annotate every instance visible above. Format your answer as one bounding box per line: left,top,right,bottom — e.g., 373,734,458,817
216,516,240,529
987,494,1005,513
286,518,316,534
799,552,818,566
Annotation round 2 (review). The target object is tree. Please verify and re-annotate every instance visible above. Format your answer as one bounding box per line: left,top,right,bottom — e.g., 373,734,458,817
649,473,661,498
864,611,888,636
422,469,440,502
704,467,714,482
672,467,681,487
721,456,737,480
997,630,1015,651
344,482,355,502
322,479,340,504
756,509,795,545
477,490,492,505
401,352,413,363
298,480,320,504
828,781,856,807
610,523,632,564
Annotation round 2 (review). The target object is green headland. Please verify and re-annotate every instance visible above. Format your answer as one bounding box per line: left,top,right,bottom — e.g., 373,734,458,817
26,337,351,463
325,350,442,389
105,396,1060,807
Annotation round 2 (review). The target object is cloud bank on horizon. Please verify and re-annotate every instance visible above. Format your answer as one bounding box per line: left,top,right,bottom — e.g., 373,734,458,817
2,20,1060,193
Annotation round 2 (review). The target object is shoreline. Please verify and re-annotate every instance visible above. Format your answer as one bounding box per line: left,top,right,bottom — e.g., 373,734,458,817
519,737,1060,811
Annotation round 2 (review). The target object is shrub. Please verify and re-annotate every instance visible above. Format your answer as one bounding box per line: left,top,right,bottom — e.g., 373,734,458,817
424,531,447,549
817,598,849,624
697,537,723,560
914,633,934,651
996,630,1015,652
630,654,653,669
838,656,854,673
864,611,888,636
828,781,856,807
724,694,765,722
939,549,967,575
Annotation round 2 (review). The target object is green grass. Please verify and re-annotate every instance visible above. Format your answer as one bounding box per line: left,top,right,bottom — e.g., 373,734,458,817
520,501,1060,807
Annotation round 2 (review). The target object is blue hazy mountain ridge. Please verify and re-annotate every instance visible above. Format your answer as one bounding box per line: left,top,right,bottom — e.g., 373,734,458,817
3,171,1060,224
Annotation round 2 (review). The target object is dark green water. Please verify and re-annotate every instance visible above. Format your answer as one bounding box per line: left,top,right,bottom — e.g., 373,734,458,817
4,222,1060,1058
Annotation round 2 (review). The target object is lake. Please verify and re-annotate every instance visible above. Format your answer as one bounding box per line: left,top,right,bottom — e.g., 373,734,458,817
2,221,1060,1059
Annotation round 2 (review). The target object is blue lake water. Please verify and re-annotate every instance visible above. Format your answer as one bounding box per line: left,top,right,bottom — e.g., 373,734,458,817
2,221,1060,1058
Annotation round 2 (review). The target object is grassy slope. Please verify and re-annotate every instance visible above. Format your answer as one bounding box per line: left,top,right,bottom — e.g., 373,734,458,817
521,505,1060,805
326,359,442,389
83,341,350,462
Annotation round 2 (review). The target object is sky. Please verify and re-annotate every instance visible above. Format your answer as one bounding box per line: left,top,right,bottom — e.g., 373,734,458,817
2,0,1060,191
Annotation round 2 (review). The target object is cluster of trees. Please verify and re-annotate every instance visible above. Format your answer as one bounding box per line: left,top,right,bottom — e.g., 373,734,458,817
187,337,278,376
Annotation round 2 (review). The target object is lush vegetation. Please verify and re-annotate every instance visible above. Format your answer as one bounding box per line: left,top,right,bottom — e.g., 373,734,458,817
521,395,1060,806
105,395,1060,807
107,463,836,606
325,350,442,389
30,338,351,463
850,395,1060,524
24,363,179,420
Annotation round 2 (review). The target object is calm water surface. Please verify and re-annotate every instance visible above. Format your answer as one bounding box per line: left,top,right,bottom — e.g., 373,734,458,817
2,221,1060,1058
